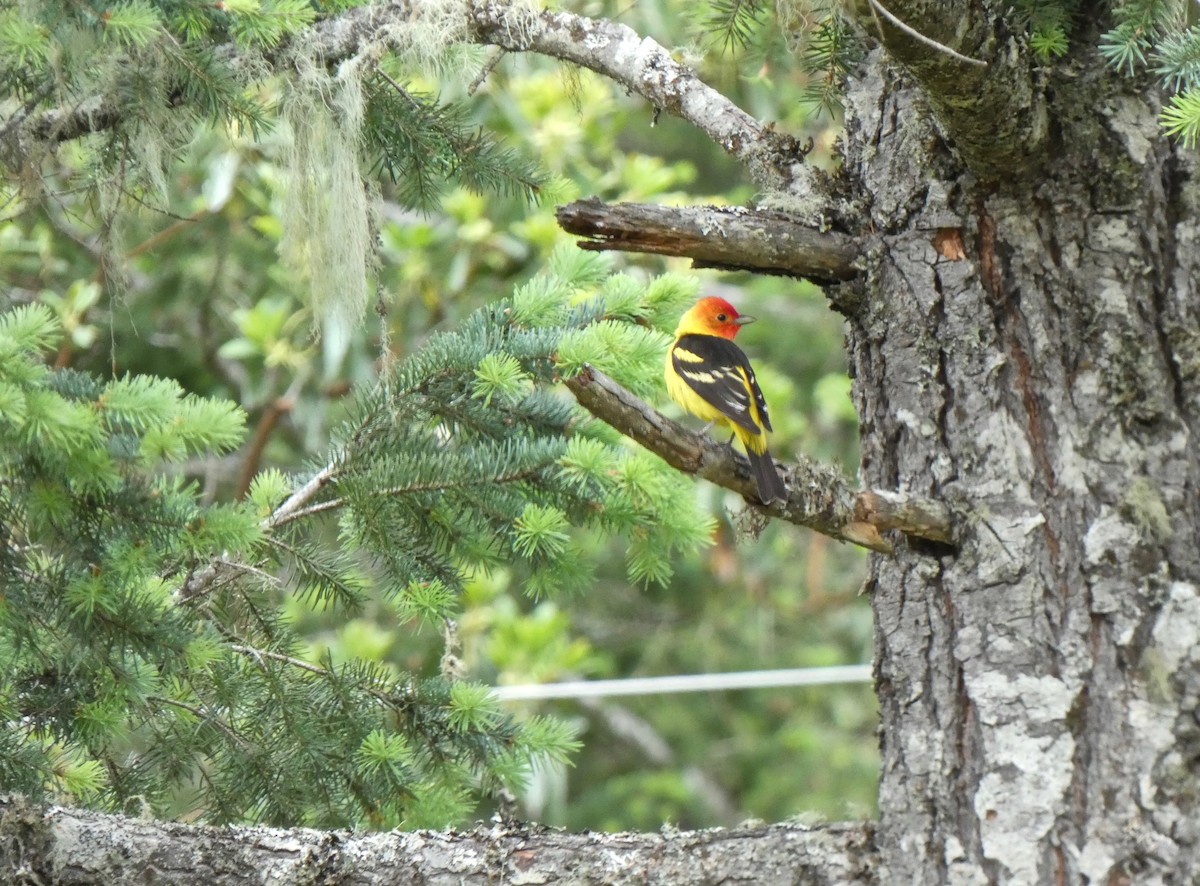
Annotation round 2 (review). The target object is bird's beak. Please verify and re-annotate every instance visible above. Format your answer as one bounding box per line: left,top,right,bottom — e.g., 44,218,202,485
734,314,756,326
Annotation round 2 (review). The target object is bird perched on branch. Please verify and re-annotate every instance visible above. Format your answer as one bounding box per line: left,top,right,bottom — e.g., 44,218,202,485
664,296,787,504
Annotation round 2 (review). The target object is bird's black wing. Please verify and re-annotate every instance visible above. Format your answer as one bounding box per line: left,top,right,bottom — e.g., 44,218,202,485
670,334,773,433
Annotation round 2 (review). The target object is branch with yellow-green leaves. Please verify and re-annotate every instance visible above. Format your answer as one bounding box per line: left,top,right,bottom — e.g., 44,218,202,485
564,365,954,554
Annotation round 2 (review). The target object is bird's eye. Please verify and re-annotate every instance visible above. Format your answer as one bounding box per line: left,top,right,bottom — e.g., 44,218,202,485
716,313,728,322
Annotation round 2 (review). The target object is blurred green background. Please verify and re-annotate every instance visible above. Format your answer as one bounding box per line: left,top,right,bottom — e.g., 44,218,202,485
1,0,874,829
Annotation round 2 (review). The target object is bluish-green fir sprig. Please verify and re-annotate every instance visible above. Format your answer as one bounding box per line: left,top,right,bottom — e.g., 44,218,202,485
1014,0,1200,144
320,245,711,610
0,252,712,829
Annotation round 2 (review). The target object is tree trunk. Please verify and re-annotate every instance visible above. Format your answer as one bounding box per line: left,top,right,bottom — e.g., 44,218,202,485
843,41,1200,885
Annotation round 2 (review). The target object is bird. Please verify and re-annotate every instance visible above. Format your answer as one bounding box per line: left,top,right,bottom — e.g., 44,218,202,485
664,296,787,505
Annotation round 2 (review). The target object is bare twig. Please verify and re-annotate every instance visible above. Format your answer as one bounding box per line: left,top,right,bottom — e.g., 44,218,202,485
467,47,506,95
266,462,339,529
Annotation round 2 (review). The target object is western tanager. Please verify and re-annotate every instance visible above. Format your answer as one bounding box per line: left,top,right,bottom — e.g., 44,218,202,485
664,296,787,504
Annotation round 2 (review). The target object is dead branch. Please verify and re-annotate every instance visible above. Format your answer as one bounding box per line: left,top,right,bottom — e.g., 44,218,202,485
556,199,859,285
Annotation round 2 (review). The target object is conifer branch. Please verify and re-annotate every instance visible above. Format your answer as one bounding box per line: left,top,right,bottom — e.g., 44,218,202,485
14,0,836,203
230,643,416,710
267,462,339,529
269,495,342,528
230,644,328,677
146,695,251,750
179,557,282,605
565,365,955,552
266,460,558,529
382,463,556,495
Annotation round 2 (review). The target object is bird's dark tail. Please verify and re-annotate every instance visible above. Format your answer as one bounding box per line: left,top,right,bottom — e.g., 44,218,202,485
747,448,786,505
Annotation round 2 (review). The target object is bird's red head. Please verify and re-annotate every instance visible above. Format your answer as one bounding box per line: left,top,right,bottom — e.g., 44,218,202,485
679,296,756,340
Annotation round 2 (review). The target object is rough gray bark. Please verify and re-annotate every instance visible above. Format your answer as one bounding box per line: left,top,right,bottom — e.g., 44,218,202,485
842,27,1200,884
0,795,876,885
861,0,1047,179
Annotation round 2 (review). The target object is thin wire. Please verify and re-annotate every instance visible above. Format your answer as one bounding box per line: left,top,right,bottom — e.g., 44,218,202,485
493,664,873,701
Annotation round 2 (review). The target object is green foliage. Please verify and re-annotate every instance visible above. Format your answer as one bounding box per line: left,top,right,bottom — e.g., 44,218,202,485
1160,89,1200,145
0,14,50,71
1154,25,1200,89
2,0,544,344
395,578,458,624
697,0,770,52
686,0,1200,142
1008,0,1079,63
1093,0,1200,144
225,0,317,50
1029,24,1071,62
1099,0,1178,73
514,504,572,561
473,352,530,406
687,0,864,116
0,305,257,810
2,0,873,832
2,284,720,825
795,7,862,116
0,269,718,826
0,0,276,142
247,469,291,517
102,1,164,49
322,253,715,602
362,75,545,212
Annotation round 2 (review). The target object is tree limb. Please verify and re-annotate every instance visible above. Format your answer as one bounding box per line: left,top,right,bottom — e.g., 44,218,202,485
857,1,1046,179
564,365,954,552
0,795,879,885
556,199,860,284
467,3,827,200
